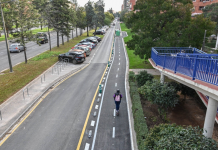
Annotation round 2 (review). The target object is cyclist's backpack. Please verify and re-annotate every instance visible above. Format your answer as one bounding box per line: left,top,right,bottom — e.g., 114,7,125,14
115,94,120,101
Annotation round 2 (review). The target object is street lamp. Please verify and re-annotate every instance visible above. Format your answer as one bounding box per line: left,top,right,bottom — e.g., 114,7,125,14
0,0,14,72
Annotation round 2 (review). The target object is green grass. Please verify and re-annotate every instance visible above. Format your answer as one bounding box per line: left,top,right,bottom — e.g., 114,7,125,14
0,29,103,104
0,27,53,42
120,23,153,69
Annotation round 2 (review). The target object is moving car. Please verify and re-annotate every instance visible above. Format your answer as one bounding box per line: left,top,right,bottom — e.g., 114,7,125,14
58,51,85,64
9,43,26,53
36,32,48,44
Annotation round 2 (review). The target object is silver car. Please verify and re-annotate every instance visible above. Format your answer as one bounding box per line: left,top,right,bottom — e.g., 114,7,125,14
9,43,26,53
71,46,91,56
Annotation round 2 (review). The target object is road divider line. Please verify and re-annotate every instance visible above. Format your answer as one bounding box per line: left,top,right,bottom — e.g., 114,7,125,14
76,63,108,150
114,109,116,117
115,83,117,87
91,121,95,127
91,31,116,150
84,143,90,150
112,127,115,138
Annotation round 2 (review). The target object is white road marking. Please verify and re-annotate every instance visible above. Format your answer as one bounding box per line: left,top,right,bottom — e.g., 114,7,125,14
91,120,95,126
101,84,104,87
95,105,99,109
119,55,120,56
116,74,118,78
112,127,115,138
98,93,101,97
118,63,120,65
91,29,116,150
117,68,119,71
115,83,117,87
119,58,120,60
119,52,120,53
114,109,116,117
84,143,90,150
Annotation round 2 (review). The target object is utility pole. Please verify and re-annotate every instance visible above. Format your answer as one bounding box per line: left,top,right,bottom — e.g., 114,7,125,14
202,30,207,51
216,33,218,50
0,2,13,72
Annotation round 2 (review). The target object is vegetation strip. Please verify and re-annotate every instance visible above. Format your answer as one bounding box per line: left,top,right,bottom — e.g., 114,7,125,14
120,23,153,69
0,30,104,104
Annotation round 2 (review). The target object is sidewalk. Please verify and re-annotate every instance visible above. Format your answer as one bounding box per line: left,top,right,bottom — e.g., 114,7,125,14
129,69,160,75
0,61,88,139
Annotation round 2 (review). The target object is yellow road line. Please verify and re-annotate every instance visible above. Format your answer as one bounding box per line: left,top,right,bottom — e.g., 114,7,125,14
76,33,115,150
0,64,90,146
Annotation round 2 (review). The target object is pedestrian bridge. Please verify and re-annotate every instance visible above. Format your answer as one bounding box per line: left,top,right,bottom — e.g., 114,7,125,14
149,47,218,138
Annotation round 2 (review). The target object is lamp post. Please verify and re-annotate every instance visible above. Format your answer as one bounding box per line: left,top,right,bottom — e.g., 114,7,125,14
0,0,13,72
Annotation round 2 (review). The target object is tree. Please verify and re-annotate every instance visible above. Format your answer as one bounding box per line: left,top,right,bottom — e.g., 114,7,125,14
76,6,86,37
104,12,114,21
144,124,218,149
85,0,95,36
120,9,128,22
44,0,74,47
138,80,179,118
126,0,216,59
12,0,39,63
135,70,153,87
203,3,218,33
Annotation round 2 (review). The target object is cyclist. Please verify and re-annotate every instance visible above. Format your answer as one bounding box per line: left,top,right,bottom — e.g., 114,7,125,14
113,89,122,116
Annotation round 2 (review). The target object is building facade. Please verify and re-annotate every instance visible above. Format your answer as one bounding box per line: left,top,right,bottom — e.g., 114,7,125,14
192,0,218,14
121,0,137,11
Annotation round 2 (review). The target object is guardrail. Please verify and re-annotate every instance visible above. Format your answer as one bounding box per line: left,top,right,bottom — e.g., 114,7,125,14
151,47,218,86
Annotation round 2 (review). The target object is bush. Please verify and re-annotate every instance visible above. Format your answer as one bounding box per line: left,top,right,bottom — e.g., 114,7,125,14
129,81,148,149
180,84,197,100
167,81,181,92
136,70,153,87
129,71,135,82
144,124,218,149
138,80,179,118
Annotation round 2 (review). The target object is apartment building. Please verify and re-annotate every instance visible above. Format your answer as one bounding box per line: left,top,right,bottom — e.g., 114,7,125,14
192,0,218,14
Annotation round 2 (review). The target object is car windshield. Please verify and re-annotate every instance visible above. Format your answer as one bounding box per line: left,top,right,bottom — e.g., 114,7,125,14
77,54,84,57
10,45,18,47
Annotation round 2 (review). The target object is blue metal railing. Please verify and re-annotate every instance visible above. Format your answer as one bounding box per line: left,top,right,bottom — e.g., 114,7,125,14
151,47,218,86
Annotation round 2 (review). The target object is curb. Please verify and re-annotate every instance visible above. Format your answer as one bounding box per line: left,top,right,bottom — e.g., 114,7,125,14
122,31,138,150
0,62,89,140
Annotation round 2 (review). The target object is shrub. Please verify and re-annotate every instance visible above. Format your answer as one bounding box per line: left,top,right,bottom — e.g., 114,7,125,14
135,70,153,87
144,124,218,149
129,71,135,82
180,84,197,100
129,81,148,149
167,81,181,92
138,80,179,118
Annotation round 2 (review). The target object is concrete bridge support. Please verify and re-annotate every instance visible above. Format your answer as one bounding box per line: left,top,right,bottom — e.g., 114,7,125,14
160,72,165,84
203,97,218,138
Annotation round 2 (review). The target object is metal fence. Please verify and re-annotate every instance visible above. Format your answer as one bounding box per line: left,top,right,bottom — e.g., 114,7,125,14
151,47,218,86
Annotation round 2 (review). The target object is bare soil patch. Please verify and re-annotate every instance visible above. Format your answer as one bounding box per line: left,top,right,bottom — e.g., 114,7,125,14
141,93,218,142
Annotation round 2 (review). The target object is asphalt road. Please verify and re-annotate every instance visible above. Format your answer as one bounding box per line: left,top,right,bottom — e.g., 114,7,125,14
0,26,114,150
0,28,87,72
80,23,131,150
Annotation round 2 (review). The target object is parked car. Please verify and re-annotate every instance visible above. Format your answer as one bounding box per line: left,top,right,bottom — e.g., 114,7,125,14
71,46,91,56
36,32,48,44
80,42,96,49
90,36,101,42
9,43,26,53
80,38,98,44
58,51,85,64
70,49,86,57
93,30,104,35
